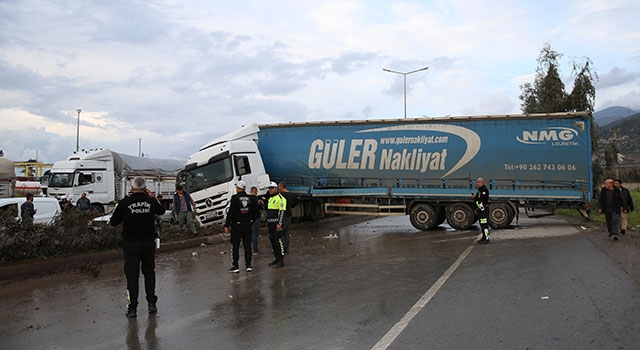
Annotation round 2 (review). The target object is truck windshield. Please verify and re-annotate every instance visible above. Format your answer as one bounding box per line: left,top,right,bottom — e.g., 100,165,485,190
179,157,233,192
49,173,74,187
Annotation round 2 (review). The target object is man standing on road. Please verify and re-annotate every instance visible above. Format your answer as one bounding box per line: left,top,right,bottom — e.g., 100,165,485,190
614,179,634,235
110,177,165,318
173,184,197,235
472,177,490,244
278,181,299,254
76,192,91,213
266,181,287,268
599,179,627,241
20,193,37,240
224,181,259,273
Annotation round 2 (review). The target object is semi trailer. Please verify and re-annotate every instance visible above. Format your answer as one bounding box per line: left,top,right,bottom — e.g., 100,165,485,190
180,112,592,230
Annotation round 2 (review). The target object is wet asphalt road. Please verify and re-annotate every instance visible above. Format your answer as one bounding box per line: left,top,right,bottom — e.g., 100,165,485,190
1,214,639,349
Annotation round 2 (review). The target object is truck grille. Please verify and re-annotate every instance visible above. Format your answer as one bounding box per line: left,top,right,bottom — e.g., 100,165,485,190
194,192,229,226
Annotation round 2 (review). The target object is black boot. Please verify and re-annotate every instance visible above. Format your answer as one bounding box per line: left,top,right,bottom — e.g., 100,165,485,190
126,304,137,318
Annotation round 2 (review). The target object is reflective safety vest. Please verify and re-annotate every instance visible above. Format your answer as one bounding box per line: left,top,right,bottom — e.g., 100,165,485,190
267,193,287,224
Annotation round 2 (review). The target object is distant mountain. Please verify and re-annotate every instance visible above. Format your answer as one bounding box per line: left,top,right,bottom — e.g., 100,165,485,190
594,106,637,127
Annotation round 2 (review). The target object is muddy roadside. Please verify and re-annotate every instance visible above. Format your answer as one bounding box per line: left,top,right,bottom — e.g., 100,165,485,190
0,216,373,285
1,215,638,287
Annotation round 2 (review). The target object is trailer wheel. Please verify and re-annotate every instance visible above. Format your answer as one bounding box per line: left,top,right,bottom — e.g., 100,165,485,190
446,203,475,230
409,203,438,231
488,203,514,229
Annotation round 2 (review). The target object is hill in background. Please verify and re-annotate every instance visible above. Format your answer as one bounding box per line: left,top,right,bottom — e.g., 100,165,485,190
594,106,637,127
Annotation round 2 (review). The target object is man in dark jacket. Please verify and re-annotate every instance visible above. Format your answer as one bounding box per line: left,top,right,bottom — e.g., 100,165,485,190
614,179,634,235
110,177,165,318
173,184,196,234
20,193,37,240
224,180,260,273
472,177,490,244
278,181,299,253
599,179,627,240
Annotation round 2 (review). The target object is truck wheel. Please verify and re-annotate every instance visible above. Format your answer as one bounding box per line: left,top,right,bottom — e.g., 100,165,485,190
409,203,438,231
446,203,475,230
488,203,514,229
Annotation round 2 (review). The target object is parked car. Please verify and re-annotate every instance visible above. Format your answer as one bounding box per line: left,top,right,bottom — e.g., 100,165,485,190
87,209,175,232
0,197,61,225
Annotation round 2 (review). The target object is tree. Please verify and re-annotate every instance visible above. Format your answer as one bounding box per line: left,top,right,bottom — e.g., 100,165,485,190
519,43,606,186
519,43,568,113
568,57,599,146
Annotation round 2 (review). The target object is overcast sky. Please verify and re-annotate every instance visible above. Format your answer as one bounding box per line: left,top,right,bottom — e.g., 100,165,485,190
1,0,639,165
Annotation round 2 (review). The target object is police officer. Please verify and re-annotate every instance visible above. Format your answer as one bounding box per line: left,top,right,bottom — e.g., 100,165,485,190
110,177,165,318
266,181,287,268
224,180,259,273
278,181,299,253
473,177,490,244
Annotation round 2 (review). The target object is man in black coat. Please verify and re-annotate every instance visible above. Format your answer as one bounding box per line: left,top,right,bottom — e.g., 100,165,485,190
224,180,260,273
110,177,165,318
599,179,627,241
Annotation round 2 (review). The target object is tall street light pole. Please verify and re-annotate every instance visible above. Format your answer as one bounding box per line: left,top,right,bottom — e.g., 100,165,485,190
76,109,81,152
382,66,429,118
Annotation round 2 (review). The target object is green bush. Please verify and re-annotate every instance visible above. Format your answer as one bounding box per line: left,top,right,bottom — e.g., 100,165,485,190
0,209,223,264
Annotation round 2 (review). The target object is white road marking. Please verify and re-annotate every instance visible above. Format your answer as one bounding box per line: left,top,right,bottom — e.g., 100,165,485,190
370,239,477,350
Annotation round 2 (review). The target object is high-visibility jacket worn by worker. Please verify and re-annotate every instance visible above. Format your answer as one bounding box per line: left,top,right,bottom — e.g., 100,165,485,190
267,194,287,226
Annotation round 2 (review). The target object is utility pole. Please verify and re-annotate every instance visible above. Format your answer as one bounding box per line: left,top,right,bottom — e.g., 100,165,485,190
382,66,429,118
76,109,81,152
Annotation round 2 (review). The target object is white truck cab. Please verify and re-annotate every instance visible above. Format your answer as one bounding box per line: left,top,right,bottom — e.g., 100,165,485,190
179,124,270,226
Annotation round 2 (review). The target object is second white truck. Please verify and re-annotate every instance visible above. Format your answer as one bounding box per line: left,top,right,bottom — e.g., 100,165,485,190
47,149,184,212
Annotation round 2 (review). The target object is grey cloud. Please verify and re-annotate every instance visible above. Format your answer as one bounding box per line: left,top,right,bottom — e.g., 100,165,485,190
331,51,380,75
597,67,640,89
86,1,170,43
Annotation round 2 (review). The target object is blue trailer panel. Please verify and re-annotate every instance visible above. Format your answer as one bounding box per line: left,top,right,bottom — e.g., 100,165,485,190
257,113,592,206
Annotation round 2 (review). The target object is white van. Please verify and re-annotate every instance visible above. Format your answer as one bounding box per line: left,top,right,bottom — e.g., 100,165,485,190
0,197,61,224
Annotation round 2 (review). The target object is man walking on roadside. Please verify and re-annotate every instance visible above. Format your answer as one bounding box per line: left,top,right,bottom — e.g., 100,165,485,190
224,181,259,273
614,179,634,235
110,177,165,318
599,179,627,241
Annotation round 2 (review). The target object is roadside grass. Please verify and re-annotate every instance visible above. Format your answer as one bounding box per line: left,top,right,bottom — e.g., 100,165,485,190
557,190,640,230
